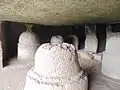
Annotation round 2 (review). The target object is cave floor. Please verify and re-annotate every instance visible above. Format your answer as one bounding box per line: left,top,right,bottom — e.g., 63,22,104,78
0,52,120,90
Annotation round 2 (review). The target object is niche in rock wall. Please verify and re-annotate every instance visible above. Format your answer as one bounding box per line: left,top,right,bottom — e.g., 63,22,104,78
2,21,26,66
111,23,120,32
3,22,119,66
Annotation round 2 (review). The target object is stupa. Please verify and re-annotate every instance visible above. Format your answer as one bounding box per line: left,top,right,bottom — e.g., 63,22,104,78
24,36,88,90
50,35,64,44
85,31,97,53
102,35,120,79
18,24,40,61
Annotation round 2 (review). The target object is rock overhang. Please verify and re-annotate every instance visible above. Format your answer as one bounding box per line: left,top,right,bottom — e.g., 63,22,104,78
0,0,120,25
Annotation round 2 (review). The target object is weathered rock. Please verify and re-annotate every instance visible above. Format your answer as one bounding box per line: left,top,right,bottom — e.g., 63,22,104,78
102,35,120,79
78,50,94,60
67,35,78,50
85,32,97,53
50,35,64,45
0,0,120,25
18,31,40,61
24,40,88,90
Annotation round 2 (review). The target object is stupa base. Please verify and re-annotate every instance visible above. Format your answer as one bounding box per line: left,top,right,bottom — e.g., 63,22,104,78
24,68,88,90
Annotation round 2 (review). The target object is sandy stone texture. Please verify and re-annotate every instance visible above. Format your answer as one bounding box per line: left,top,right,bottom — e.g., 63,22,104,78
102,34,120,79
0,0,120,25
18,31,40,61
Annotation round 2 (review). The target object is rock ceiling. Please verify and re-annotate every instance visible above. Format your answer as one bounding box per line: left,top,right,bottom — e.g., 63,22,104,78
0,0,120,25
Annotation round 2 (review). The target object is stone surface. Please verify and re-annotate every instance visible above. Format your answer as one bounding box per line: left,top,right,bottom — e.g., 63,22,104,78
34,43,81,77
50,35,64,45
0,0,120,25
67,35,78,50
24,42,88,90
78,50,94,60
85,33,97,53
18,31,40,61
102,35,120,79
106,35,120,56
92,53,103,61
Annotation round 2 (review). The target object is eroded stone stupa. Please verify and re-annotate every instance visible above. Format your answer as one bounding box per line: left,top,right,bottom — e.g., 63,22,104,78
18,24,40,61
24,37,88,90
102,35,120,79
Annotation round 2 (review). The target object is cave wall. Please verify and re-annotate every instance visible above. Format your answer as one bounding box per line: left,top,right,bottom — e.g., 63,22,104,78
1,21,120,66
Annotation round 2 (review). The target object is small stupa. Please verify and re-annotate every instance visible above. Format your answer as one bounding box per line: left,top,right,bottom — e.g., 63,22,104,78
24,36,88,90
85,28,97,53
102,35,120,79
18,24,40,61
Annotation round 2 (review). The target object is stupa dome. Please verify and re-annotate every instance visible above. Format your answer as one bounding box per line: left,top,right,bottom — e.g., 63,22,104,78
34,42,81,78
102,35,120,79
19,31,39,45
18,31,40,61
106,36,120,56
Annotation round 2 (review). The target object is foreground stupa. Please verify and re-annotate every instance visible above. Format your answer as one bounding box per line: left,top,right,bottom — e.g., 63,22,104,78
24,36,88,90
